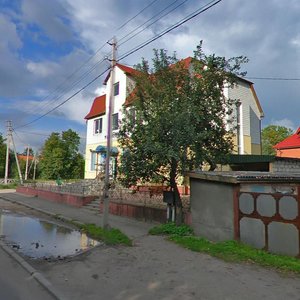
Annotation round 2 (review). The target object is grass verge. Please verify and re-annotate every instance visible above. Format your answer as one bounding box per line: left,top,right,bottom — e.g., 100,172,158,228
149,223,300,274
0,183,18,189
79,223,132,246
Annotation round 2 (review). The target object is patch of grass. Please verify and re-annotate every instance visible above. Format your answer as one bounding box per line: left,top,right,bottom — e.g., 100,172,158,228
149,223,300,274
169,236,300,274
80,223,132,246
0,183,17,189
149,222,193,236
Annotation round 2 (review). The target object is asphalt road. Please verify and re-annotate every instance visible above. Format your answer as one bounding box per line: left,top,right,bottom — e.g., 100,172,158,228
0,246,55,300
1,192,300,300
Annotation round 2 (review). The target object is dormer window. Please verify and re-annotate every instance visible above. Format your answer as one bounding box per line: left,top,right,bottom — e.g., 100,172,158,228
94,118,103,134
114,82,119,96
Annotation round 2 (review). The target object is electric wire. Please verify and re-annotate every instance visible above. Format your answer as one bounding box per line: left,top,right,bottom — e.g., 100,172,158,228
28,55,110,116
14,129,86,140
15,0,222,129
119,0,222,62
13,130,50,137
12,129,27,146
22,0,164,117
118,0,184,44
22,43,110,117
14,66,110,129
117,0,159,30
245,76,300,81
29,57,110,116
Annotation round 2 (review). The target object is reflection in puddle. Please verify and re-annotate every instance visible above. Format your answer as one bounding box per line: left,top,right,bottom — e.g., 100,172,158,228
0,210,100,259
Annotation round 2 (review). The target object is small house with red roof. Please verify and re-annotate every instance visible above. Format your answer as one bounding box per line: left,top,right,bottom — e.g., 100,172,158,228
274,128,300,158
84,59,264,179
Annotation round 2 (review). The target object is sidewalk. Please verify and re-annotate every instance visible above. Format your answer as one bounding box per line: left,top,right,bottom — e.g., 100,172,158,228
0,192,300,300
0,191,152,240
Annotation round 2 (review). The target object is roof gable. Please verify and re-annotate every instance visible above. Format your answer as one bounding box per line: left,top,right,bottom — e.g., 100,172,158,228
104,63,137,84
274,128,300,149
84,95,106,120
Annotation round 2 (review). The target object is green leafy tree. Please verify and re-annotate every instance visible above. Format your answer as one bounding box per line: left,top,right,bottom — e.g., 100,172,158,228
0,134,6,177
39,130,84,179
118,43,248,223
262,125,293,155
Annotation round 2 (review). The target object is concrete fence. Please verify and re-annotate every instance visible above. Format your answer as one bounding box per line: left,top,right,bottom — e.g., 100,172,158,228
188,171,300,257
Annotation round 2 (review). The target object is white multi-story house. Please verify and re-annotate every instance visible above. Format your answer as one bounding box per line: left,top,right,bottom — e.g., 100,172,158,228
84,59,264,179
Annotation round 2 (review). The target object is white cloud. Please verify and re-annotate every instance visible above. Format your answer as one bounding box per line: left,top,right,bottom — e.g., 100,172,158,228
26,61,57,78
21,0,73,42
271,118,296,131
0,14,22,50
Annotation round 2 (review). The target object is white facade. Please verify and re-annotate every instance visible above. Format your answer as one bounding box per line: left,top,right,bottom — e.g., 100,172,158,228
85,65,134,178
84,62,264,179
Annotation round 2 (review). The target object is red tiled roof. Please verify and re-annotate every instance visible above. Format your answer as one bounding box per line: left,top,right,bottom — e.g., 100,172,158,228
84,95,106,119
17,154,34,161
273,128,300,149
124,88,136,106
104,63,137,84
116,63,136,75
178,57,193,69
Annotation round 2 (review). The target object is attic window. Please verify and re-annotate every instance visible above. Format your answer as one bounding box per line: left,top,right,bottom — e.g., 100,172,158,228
94,118,103,134
114,82,119,96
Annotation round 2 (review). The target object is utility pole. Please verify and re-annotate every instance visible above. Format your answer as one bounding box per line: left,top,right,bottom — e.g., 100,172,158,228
102,37,117,229
4,120,11,184
4,121,23,184
25,145,30,180
33,152,38,181
11,128,23,184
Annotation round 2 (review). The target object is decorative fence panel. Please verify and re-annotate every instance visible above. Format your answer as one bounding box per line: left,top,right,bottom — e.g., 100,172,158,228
238,184,300,257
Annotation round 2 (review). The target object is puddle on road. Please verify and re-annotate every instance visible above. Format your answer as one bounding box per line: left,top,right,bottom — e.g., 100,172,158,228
0,209,100,259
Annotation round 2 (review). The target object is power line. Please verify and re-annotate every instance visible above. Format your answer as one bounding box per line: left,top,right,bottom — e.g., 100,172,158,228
12,129,27,146
117,0,159,30
13,130,50,137
22,45,110,117
23,1,165,117
28,58,109,117
15,67,110,129
118,0,185,45
245,76,300,81
119,0,222,62
15,0,222,128
14,129,86,139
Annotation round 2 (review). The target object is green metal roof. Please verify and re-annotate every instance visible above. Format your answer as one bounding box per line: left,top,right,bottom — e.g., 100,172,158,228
227,154,276,164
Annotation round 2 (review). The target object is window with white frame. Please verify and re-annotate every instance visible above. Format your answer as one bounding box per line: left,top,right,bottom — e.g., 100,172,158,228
112,113,119,130
94,118,103,134
114,82,119,96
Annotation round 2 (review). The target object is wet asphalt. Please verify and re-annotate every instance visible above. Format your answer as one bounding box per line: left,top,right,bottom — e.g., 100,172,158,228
0,191,300,300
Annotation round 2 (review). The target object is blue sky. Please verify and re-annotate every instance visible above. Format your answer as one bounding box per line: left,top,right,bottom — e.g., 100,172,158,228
1,0,300,153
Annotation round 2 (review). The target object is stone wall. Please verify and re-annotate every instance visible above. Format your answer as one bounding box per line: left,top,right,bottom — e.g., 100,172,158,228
271,158,300,173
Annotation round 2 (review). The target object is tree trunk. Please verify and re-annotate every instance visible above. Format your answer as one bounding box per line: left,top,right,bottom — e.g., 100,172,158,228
170,159,183,225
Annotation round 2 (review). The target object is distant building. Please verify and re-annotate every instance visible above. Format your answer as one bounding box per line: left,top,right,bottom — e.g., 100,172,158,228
84,59,264,179
274,127,300,158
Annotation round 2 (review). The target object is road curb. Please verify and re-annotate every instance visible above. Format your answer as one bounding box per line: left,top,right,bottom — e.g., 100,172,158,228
0,195,70,300
0,240,67,300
